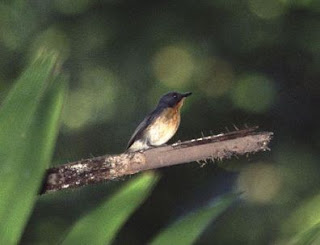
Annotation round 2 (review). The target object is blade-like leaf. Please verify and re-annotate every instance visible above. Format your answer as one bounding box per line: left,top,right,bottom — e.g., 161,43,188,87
62,172,159,245
0,53,67,244
150,193,238,245
290,222,320,245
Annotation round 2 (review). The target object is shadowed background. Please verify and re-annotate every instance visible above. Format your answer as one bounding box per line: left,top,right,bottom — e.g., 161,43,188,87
0,0,319,244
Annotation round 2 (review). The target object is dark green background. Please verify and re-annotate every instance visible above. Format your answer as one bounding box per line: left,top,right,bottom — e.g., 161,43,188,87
0,0,319,244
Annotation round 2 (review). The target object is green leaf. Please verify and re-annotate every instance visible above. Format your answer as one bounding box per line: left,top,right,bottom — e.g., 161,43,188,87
150,193,238,245
0,53,67,244
61,172,159,245
290,222,320,245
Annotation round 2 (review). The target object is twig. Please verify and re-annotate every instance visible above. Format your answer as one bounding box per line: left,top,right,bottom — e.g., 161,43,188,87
40,127,273,194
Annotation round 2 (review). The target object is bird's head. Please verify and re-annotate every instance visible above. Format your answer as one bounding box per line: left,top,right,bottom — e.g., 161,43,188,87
158,91,192,108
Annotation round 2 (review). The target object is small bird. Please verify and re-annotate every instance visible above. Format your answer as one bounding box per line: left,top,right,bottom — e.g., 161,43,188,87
126,91,192,152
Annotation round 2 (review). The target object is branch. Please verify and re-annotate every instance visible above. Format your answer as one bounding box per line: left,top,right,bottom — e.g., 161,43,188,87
40,127,273,194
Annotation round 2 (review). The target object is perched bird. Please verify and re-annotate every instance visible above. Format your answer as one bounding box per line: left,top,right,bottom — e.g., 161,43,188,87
126,91,192,152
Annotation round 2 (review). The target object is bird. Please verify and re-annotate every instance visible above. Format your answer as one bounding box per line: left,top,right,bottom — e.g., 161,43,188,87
126,91,192,152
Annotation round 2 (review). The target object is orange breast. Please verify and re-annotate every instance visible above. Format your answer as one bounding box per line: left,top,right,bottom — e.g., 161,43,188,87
146,108,181,146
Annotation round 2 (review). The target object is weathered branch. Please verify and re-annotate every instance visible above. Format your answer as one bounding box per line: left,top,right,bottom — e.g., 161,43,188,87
40,127,273,194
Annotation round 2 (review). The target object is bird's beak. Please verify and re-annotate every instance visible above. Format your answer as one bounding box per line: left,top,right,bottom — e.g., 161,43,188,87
182,92,192,97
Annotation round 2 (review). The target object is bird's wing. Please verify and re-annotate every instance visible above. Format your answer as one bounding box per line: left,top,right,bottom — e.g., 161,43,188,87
126,110,158,150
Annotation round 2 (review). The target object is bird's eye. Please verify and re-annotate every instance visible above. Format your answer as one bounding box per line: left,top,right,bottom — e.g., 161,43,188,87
173,93,177,98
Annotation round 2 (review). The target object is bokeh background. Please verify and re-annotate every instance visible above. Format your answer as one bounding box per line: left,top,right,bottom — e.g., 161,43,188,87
1,0,319,244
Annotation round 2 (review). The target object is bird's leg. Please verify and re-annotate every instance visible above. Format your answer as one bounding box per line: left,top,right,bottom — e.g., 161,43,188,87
146,143,156,149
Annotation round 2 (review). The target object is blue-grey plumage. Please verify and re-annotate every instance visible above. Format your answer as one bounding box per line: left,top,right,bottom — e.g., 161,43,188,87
126,91,192,152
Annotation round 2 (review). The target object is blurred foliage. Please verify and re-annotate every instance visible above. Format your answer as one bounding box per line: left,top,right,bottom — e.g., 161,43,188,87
289,222,320,245
0,52,67,244
150,193,238,245
62,173,159,245
0,0,318,244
